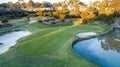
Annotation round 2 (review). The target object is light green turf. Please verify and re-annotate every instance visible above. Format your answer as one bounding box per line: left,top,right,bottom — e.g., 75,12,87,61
0,22,112,67
22,22,72,32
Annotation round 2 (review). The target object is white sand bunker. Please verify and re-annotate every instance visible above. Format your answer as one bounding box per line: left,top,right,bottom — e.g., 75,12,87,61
76,32,97,38
0,30,31,54
28,20,38,24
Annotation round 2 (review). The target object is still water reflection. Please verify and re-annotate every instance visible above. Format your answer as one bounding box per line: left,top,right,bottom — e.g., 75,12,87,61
73,28,120,67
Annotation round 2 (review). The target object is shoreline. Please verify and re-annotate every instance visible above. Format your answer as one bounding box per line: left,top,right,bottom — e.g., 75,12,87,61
72,27,114,47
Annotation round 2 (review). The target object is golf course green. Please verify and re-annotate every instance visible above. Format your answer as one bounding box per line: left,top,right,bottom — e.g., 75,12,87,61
0,22,112,67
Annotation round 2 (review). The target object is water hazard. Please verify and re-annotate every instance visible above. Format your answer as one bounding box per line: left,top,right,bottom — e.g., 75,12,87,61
73,28,120,67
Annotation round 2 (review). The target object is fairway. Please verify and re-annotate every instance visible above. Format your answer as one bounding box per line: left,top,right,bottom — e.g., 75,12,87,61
18,25,111,56
0,23,112,67
0,0,119,66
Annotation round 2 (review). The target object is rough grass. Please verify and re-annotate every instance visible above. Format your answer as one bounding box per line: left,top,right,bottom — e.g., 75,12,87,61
0,23,112,67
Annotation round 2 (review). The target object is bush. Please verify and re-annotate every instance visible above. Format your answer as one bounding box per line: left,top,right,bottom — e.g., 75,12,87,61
51,21,56,24
106,20,114,25
44,19,49,22
0,43,3,45
50,18,55,21
1,19,8,24
48,12,53,17
38,20,43,23
73,19,83,26
95,13,114,24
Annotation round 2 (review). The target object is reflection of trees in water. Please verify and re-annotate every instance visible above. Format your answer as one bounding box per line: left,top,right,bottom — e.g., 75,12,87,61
99,28,120,53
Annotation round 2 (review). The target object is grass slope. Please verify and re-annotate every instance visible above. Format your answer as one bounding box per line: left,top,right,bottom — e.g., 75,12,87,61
0,23,111,67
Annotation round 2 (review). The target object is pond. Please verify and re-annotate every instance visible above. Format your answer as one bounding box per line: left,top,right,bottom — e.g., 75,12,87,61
73,28,120,67
0,30,31,54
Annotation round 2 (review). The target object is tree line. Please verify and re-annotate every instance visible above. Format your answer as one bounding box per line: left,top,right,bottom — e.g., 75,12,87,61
0,0,120,25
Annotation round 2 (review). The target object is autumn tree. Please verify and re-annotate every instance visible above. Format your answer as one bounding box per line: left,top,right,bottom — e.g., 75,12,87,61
110,0,120,19
26,0,34,8
61,4,69,14
18,0,26,9
92,0,117,23
53,11,59,18
87,6,95,13
11,3,20,9
57,2,62,6
69,10,80,17
98,0,113,16
92,0,100,9
40,1,46,8
37,10,43,16
69,4,80,17
80,11,95,24
59,14,65,22
41,1,52,8
68,0,80,17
